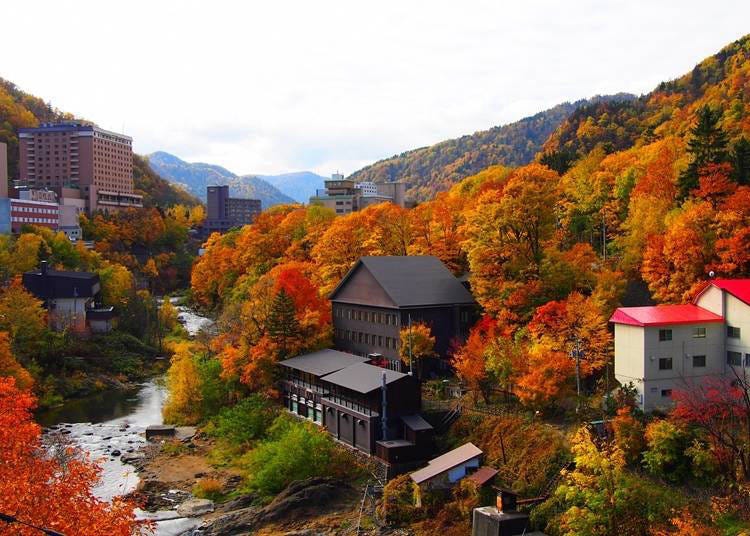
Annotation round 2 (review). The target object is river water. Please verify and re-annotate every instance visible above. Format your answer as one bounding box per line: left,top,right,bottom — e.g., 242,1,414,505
37,304,214,535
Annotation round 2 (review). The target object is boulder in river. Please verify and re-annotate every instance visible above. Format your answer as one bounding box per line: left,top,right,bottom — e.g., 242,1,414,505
177,498,215,517
146,425,176,440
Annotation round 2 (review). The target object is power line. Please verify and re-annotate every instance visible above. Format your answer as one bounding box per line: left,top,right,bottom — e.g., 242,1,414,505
0,513,65,536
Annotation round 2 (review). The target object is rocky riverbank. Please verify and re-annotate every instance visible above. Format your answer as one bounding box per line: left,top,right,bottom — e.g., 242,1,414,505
125,428,404,535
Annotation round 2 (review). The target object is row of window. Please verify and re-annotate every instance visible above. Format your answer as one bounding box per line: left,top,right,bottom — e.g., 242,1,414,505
657,355,706,370
14,206,57,214
658,326,742,341
336,307,399,326
335,328,398,349
11,217,57,224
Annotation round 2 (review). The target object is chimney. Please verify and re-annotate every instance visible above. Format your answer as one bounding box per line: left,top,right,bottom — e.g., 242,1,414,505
496,489,517,513
40,260,48,275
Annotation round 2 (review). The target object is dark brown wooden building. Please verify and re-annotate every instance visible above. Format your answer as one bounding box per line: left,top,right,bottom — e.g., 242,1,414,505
279,349,433,462
329,256,477,371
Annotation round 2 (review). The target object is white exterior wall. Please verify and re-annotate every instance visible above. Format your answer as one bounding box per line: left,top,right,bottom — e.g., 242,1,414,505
696,285,724,316
614,323,645,404
724,294,750,378
640,323,724,412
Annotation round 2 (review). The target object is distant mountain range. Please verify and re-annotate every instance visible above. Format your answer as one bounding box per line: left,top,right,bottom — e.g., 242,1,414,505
348,93,636,201
256,172,327,203
147,152,326,207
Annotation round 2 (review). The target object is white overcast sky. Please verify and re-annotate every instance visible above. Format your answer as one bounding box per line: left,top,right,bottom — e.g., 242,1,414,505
3,1,750,176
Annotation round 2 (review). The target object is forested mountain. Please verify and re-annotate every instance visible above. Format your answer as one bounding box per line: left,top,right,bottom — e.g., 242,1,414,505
348,93,635,201
256,171,326,203
0,77,199,208
147,151,295,208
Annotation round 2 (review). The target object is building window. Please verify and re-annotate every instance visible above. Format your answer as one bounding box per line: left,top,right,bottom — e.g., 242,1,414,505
358,332,363,343
378,335,383,347
692,355,706,368
378,313,383,323
728,351,742,366
658,329,672,342
658,357,673,370
364,333,369,344
746,354,750,367
661,389,672,398
357,310,362,321
692,327,706,338
728,326,741,339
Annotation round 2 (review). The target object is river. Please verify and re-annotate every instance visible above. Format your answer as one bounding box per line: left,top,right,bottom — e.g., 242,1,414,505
37,303,214,535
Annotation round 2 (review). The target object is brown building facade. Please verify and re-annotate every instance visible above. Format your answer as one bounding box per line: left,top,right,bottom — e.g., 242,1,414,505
204,185,261,234
18,123,142,213
329,256,477,372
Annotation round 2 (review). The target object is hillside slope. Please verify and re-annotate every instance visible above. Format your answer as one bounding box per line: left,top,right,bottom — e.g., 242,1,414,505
543,35,750,158
0,77,198,208
348,93,635,201
148,151,295,208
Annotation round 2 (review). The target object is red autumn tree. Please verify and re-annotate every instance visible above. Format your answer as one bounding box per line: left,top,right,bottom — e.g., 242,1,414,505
0,377,142,535
671,375,750,481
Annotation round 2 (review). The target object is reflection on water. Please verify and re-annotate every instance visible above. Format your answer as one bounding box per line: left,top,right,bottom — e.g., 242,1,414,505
37,381,168,428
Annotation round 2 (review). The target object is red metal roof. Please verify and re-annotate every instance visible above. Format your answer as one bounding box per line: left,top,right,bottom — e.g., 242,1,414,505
700,279,750,306
466,466,499,486
609,304,723,327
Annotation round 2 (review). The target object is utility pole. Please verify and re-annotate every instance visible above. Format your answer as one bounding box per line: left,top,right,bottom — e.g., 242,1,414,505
408,313,413,377
572,338,584,414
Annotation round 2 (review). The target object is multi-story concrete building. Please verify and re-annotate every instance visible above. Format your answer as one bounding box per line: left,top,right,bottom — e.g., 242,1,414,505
330,256,477,372
611,279,750,412
17,122,142,213
309,174,406,215
204,185,261,235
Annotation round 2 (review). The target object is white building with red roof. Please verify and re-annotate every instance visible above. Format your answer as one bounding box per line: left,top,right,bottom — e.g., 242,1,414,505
611,279,750,412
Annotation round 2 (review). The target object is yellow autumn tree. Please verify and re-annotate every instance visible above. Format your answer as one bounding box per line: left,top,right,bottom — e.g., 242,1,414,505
399,322,436,378
163,342,203,425
0,332,34,390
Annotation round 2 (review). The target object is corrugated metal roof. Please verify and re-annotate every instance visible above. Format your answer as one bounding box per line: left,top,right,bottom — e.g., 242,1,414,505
609,304,723,327
320,362,408,394
466,466,499,486
410,442,483,484
401,414,433,432
278,349,369,377
330,256,475,307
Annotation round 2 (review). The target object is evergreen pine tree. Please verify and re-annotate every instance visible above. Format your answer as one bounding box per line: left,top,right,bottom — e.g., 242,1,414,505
266,288,301,358
677,105,729,199
732,136,750,186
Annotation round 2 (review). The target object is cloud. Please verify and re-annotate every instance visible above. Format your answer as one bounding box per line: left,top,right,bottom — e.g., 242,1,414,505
3,0,749,175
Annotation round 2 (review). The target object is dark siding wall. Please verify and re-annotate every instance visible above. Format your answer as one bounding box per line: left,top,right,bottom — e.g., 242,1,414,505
400,306,469,359
332,303,401,360
332,265,396,307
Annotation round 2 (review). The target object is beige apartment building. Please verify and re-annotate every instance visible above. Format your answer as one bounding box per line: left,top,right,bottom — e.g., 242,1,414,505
612,279,750,412
18,122,142,213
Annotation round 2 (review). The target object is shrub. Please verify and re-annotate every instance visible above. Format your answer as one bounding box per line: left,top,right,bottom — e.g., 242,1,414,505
210,395,278,448
193,477,223,501
643,420,692,483
241,415,339,497
377,474,421,525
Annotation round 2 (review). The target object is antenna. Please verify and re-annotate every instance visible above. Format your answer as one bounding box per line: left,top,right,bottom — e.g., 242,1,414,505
381,371,388,441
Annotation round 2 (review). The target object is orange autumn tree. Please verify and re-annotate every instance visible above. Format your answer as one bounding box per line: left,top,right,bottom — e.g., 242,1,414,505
0,377,142,536
452,316,520,403
218,262,331,392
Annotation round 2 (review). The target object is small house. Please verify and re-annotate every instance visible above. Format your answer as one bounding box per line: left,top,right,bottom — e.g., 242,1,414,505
410,442,483,492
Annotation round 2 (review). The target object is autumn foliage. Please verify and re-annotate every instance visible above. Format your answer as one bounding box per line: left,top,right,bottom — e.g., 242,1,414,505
0,377,142,535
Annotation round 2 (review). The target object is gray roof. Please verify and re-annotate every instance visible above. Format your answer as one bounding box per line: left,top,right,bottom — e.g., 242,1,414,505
279,350,369,377
401,414,434,432
330,256,475,307
410,442,483,484
321,362,409,393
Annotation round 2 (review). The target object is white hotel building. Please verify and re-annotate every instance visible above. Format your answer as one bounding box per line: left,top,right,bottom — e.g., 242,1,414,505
611,280,750,412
